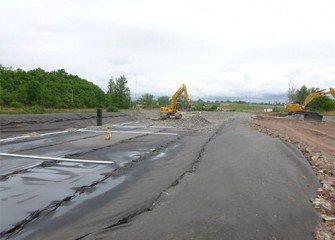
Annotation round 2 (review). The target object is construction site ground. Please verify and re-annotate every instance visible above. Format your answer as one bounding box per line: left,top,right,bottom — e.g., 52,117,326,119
252,114,335,240
0,111,333,239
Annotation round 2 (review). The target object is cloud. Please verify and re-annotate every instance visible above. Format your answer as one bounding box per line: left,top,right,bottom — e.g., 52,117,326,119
1,0,335,103
109,57,131,66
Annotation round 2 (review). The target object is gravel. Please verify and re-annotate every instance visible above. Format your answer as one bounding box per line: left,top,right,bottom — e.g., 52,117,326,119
122,110,246,133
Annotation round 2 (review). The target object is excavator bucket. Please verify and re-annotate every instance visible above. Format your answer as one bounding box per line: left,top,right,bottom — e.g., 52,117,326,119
304,112,323,122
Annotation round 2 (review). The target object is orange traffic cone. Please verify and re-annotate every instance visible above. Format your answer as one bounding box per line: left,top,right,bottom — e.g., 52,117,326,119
105,127,112,140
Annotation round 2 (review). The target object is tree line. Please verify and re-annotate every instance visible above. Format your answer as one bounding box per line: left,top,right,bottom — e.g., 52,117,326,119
0,66,105,108
0,66,174,111
1,66,334,112
105,77,174,110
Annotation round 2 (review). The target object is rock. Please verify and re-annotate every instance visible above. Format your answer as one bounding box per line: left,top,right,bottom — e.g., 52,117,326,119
316,232,331,240
27,132,40,137
66,128,77,132
321,215,335,221
312,198,332,211
323,183,334,192
305,147,312,153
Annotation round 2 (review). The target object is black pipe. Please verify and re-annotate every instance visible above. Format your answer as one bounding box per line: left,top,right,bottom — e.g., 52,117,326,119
97,108,102,126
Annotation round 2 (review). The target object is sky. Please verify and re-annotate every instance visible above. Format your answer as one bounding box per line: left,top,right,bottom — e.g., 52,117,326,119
1,0,335,102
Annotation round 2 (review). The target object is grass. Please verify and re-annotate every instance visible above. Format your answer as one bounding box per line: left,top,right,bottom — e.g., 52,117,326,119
319,110,335,116
220,103,285,114
221,103,335,116
0,106,99,114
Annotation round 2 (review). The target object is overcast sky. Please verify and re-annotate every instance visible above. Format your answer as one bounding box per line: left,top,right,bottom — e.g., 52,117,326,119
1,0,334,102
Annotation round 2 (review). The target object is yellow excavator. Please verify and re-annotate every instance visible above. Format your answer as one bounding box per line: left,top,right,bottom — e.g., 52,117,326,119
160,84,191,120
285,87,335,121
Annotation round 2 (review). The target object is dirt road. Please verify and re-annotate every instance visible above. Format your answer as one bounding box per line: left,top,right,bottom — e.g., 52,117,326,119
0,111,324,239
252,115,335,159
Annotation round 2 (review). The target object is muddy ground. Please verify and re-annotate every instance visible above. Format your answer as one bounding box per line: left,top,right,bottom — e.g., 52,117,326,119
252,114,335,240
0,111,330,239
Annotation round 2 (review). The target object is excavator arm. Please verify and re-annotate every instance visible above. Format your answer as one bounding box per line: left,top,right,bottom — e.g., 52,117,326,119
285,87,335,121
170,84,190,110
160,83,191,119
303,88,335,107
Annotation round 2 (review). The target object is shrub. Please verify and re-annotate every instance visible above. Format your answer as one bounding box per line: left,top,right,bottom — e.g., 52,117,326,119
210,104,219,111
26,105,45,114
308,97,335,111
10,101,23,108
193,105,204,111
272,107,280,112
106,105,119,112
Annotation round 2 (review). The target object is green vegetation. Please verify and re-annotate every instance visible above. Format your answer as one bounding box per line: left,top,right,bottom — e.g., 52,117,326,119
157,96,170,107
0,106,98,114
106,105,119,112
321,110,335,116
138,93,156,108
0,66,134,114
106,76,131,109
217,103,283,113
0,66,105,108
308,96,335,111
192,99,282,113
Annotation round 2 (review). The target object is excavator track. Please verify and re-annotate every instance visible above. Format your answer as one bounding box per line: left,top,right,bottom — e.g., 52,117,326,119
304,112,323,122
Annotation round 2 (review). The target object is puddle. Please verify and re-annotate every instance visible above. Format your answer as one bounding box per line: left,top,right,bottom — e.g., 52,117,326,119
151,144,181,161
106,151,142,164
151,152,167,161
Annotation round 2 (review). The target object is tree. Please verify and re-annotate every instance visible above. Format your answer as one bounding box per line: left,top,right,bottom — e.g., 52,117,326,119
287,79,297,103
107,76,115,94
193,99,205,111
308,96,335,111
0,66,105,108
106,77,116,107
296,85,310,103
26,79,42,105
106,75,131,109
138,93,156,108
158,96,170,107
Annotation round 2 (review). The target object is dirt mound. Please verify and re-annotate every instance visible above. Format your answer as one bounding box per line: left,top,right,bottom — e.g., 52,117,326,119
127,110,160,121
179,115,211,129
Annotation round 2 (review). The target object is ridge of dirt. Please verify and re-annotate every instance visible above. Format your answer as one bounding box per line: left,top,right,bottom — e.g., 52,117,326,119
251,115,335,240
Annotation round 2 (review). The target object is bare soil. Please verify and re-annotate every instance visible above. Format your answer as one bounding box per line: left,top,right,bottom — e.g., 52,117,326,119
251,115,335,240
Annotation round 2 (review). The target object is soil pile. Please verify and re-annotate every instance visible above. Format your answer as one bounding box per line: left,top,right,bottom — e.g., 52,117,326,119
178,115,211,129
127,110,160,121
